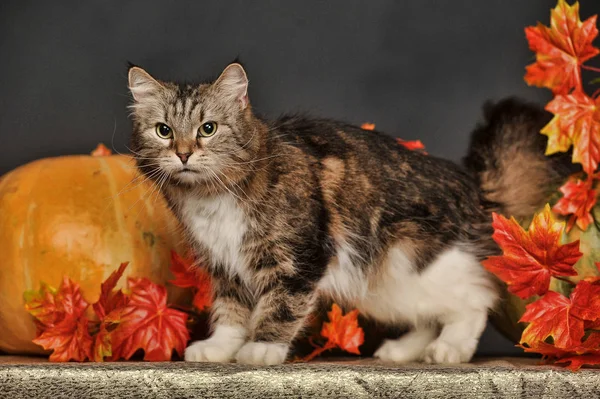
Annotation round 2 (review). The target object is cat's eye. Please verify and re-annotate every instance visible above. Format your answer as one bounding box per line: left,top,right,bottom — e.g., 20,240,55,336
198,121,218,137
156,123,173,139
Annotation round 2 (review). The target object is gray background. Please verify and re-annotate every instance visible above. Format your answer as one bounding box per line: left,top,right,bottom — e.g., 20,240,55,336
2,1,599,356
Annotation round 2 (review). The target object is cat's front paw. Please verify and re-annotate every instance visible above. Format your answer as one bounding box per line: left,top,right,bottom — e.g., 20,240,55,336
185,340,238,363
235,342,289,366
422,339,474,364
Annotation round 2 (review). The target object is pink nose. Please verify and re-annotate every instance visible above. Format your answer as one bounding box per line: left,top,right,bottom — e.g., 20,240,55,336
176,152,192,164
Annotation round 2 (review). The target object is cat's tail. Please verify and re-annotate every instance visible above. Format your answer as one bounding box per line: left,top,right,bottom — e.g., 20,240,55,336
463,97,579,220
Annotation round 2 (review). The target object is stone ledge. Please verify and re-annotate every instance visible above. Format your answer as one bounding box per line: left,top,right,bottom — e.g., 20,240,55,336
1,356,598,398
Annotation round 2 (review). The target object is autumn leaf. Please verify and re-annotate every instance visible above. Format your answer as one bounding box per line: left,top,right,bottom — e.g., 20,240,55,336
24,277,89,331
92,323,112,362
524,0,599,94
109,277,190,361
397,139,427,152
542,91,600,174
556,354,600,370
25,277,93,362
553,178,597,231
33,315,94,362
482,204,581,299
321,304,364,355
92,262,129,320
169,251,212,311
91,143,112,156
520,281,600,348
361,122,375,131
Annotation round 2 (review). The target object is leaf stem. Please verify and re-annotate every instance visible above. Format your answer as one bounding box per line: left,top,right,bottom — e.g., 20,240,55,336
582,64,600,73
296,341,336,362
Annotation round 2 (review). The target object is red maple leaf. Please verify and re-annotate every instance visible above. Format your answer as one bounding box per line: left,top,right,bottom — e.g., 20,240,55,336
92,262,129,320
91,143,113,156
521,332,600,370
397,138,427,153
92,323,112,362
542,92,600,174
169,251,212,311
482,204,582,299
24,277,89,331
33,315,94,362
520,281,600,349
360,122,375,131
25,277,92,362
320,304,364,355
553,178,597,231
524,0,599,94
109,277,190,361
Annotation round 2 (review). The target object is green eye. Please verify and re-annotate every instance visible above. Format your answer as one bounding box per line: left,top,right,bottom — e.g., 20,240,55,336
198,121,217,137
156,123,173,139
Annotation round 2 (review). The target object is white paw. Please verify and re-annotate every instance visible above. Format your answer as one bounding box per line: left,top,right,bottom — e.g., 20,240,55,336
374,339,421,363
235,342,289,366
184,340,238,363
422,339,475,364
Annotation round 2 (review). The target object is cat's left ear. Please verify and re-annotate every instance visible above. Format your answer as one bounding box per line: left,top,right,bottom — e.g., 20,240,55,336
214,63,249,109
128,66,163,102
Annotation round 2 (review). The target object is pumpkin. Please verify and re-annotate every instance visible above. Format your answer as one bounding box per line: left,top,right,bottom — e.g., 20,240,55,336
491,203,600,344
0,152,189,354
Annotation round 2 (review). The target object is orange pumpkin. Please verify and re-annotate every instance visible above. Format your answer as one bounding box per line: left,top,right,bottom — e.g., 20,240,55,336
0,152,189,354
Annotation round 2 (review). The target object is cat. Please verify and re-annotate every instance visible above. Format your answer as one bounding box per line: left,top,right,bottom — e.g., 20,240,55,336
127,62,573,365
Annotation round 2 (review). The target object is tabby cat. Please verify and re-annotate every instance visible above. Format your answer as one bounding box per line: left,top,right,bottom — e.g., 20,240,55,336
127,63,571,365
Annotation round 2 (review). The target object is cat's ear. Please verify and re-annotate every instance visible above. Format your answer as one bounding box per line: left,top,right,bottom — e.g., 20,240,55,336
128,66,163,102
214,63,249,109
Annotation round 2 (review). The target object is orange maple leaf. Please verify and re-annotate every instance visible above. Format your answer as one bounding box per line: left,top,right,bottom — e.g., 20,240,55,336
397,138,427,153
321,304,364,355
553,178,597,231
524,0,599,94
90,143,113,156
360,122,375,131
482,204,582,299
542,91,600,174
520,281,600,349
169,251,213,311
109,277,190,361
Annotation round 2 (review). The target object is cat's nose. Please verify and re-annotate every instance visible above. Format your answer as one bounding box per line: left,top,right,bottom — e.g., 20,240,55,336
176,152,192,164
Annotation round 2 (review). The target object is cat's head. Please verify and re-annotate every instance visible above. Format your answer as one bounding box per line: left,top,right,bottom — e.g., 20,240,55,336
127,63,262,188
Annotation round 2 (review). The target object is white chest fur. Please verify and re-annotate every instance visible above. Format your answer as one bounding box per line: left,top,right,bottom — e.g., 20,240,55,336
177,194,248,279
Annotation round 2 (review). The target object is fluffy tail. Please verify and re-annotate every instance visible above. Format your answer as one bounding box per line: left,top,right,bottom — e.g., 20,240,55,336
463,97,579,220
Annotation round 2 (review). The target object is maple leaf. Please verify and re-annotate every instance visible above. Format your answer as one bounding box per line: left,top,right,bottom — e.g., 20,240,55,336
33,315,94,362
169,251,212,311
520,281,600,349
24,277,89,331
524,0,599,94
93,262,129,320
91,143,112,156
25,277,93,362
109,277,190,361
542,92,600,174
360,122,375,131
320,304,364,355
483,204,582,299
553,178,597,231
92,323,112,362
397,138,427,153
556,354,600,370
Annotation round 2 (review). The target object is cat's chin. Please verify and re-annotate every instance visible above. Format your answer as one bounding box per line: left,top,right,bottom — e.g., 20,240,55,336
172,169,203,185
